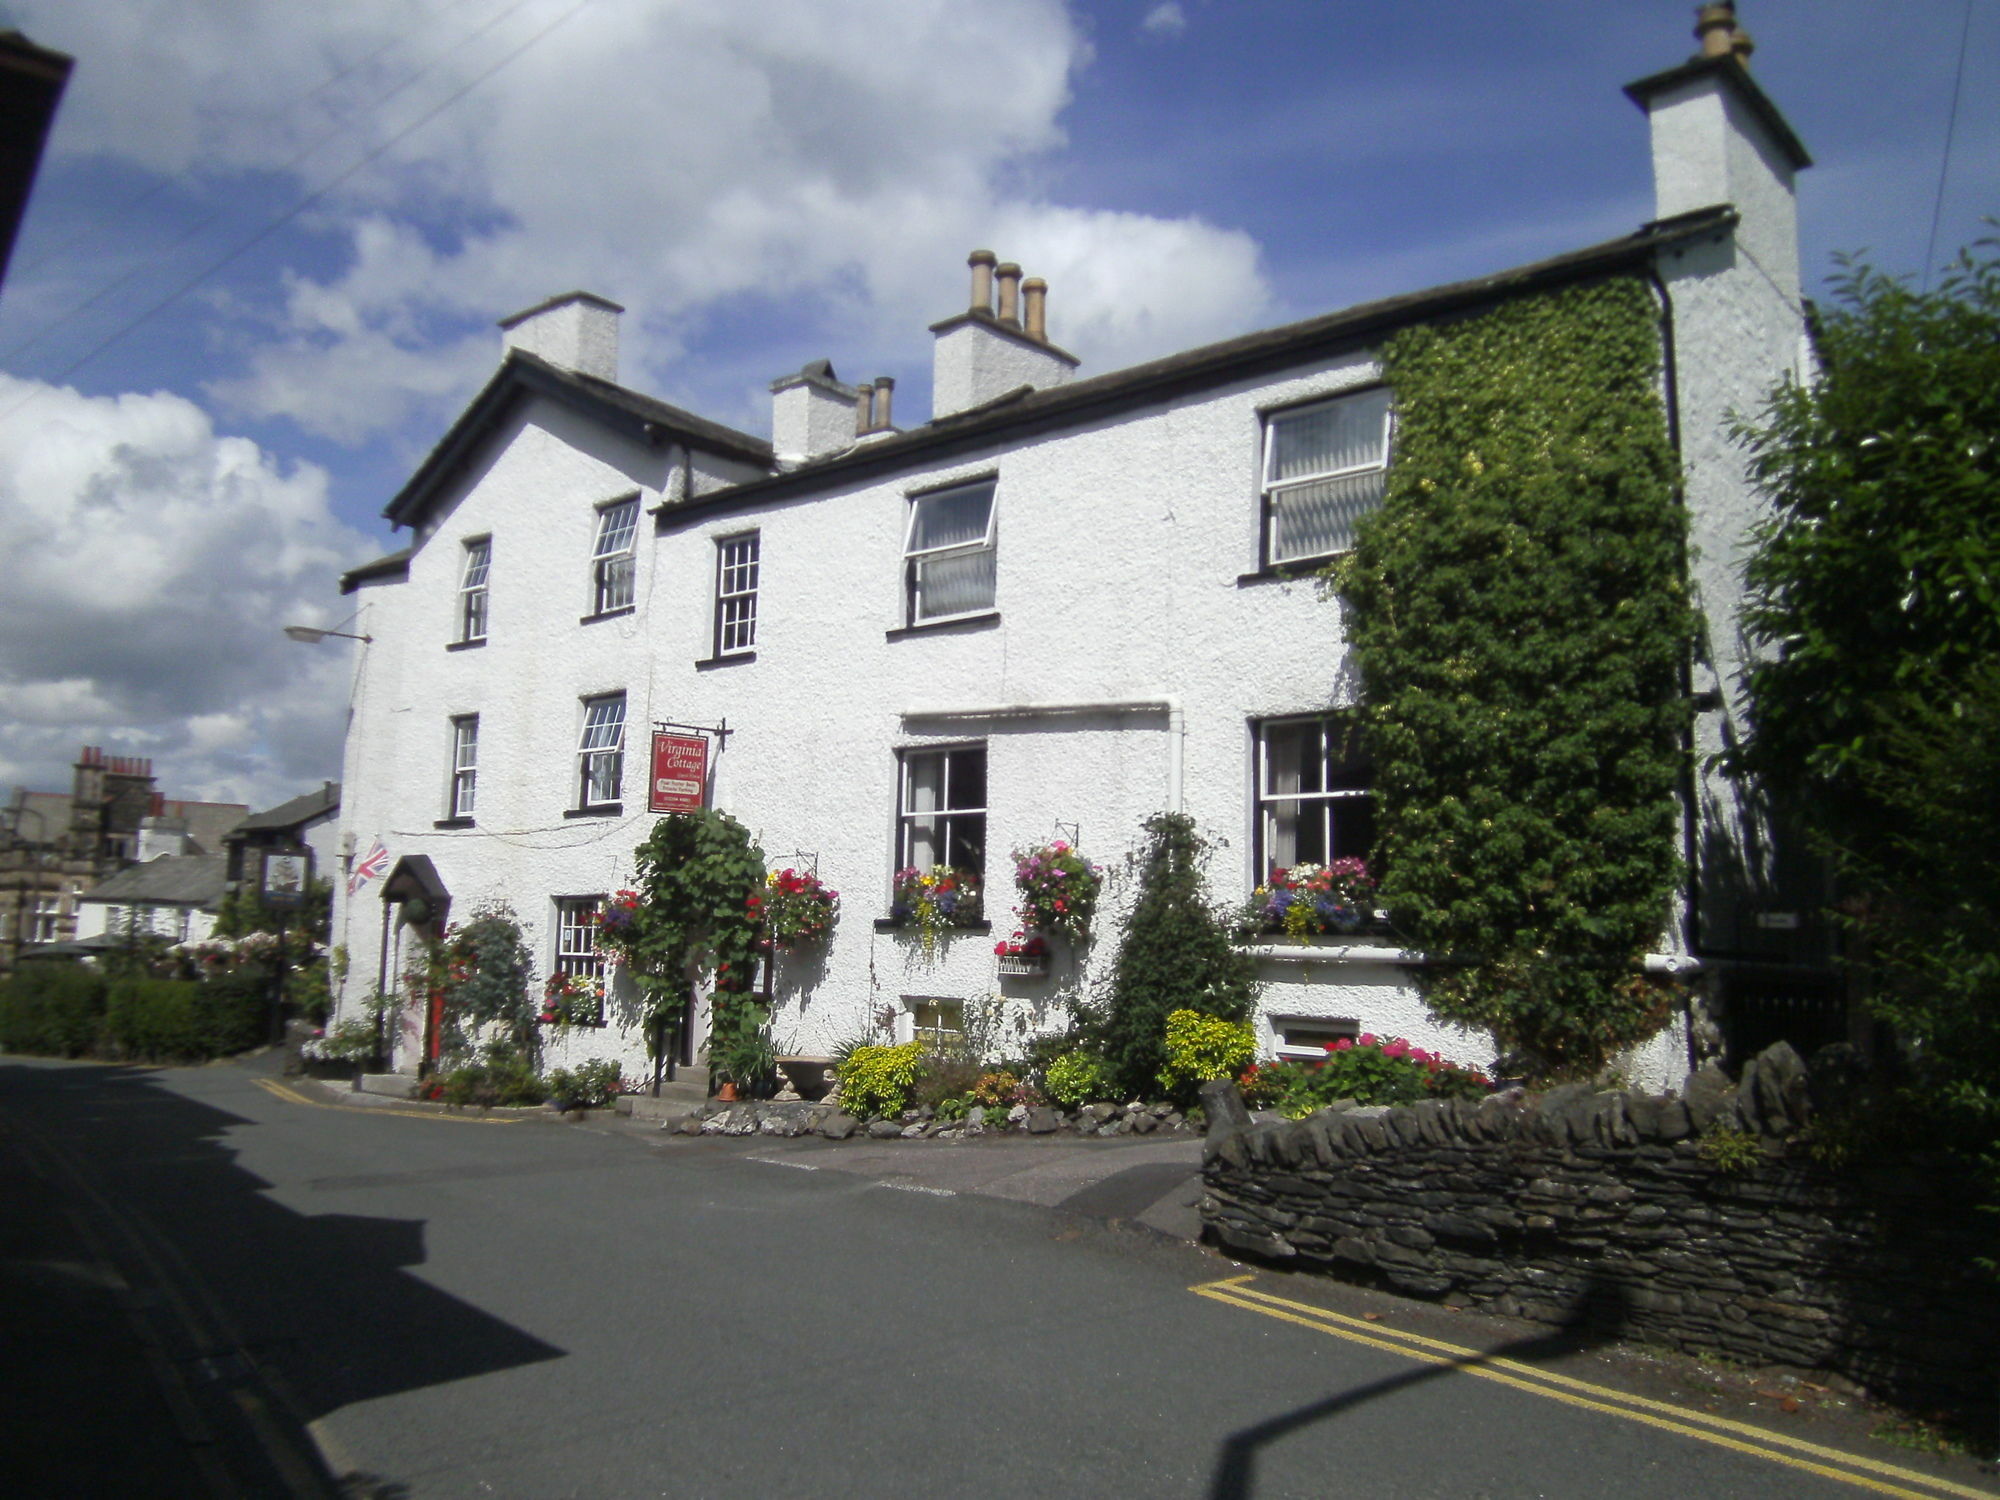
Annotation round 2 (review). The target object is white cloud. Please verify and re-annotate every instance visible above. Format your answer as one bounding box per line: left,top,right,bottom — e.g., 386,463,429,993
0,376,375,807
1141,4,1188,39
12,0,1272,438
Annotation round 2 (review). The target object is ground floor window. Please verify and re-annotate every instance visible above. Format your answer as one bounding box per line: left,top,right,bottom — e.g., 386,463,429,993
896,743,986,878
552,896,607,1026
1255,715,1374,874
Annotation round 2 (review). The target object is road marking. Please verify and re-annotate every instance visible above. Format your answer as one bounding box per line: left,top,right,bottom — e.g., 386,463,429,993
875,1180,957,1197
747,1156,821,1171
1190,1276,1995,1500
254,1077,519,1124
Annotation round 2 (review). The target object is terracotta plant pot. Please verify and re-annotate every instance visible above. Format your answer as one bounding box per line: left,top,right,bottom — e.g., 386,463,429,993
716,1081,739,1102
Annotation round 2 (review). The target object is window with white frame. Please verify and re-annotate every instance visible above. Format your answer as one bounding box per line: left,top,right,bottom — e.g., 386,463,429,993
554,896,606,1025
591,498,639,615
904,479,996,623
576,694,625,808
713,531,759,656
1262,386,1393,566
449,715,478,819
896,744,986,877
1255,716,1375,874
459,538,490,642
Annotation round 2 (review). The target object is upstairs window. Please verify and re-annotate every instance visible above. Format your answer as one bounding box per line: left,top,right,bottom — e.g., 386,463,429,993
592,498,639,615
896,743,986,878
576,693,626,808
1255,716,1375,872
459,538,490,642
449,715,479,819
904,480,996,624
713,532,760,656
1262,387,1392,566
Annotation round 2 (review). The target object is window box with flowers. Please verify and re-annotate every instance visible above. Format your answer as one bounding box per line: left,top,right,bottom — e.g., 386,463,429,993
884,865,983,958
758,867,839,950
1239,858,1385,942
540,971,606,1028
994,931,1049,978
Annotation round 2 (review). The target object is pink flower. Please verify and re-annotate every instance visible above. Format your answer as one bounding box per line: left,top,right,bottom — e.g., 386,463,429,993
1357,1033,1377,1048
1328,1038,1354,1052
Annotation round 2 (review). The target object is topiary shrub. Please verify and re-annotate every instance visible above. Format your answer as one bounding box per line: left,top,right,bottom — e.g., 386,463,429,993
836,1041,924,1120
1156,1009,1256,1101
0,965,106,1057
1099,813,1259,1100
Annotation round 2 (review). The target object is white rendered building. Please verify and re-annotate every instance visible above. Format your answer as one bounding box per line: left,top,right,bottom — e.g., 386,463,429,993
329,31,1822,1090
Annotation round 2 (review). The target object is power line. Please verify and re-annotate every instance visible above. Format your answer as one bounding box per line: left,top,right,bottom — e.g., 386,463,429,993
0,0,594,430
3,0,548,365
15,0,505,280
1921,0,1975,293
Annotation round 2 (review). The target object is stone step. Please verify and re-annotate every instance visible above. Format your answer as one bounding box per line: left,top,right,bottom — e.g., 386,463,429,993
356,1072,418,1100
617,1073,711,1120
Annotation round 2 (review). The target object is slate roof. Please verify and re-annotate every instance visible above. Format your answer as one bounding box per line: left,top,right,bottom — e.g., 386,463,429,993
234,783,340,835
380,351,773,532
79,853,227,909
339,548,411,594
654,205,1740,524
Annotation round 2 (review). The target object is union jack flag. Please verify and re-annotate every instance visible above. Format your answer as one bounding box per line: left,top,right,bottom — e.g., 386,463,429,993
347,838,389,895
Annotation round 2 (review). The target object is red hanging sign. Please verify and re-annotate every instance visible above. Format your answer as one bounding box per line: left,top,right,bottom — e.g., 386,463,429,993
649,732,710,813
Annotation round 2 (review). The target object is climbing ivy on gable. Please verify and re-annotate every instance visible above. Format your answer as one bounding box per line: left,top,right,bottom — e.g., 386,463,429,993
1328,277,1694,1079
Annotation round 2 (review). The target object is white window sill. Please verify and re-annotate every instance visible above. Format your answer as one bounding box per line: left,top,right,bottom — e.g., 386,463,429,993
1239,940,1423,965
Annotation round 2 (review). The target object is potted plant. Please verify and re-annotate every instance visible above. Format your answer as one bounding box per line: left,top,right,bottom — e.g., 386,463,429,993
993,930,1050,978
890,865,982,957
711,1002,777,1099
539,971,605,1028
1239,858,1380,942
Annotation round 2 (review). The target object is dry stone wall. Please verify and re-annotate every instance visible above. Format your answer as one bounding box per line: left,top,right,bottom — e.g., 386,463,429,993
1200,1045,1999,1430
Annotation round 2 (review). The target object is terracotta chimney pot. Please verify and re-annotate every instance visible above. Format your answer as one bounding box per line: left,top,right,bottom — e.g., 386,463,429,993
872,375,895,430
968,250,997,315
995,262,1022,327
1022,277,1048,341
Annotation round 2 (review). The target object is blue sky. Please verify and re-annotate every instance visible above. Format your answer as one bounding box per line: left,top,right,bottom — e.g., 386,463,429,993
0,0,1991,809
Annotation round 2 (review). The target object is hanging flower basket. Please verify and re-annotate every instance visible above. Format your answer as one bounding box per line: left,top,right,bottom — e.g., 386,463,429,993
758,867,839,949
889,866,982,957
1010,840,1102,946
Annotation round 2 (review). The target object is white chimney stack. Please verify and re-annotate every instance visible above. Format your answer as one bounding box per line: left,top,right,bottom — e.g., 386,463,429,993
770,359,863,464
498,291,624,382
930,249,1078,420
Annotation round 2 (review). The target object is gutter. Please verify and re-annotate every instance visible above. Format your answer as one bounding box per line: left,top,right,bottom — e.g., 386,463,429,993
900,696,1185,812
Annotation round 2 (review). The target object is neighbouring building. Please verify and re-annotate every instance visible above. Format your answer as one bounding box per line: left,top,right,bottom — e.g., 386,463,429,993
328,8,1831,1086
72,853,228,953
0,747,246,976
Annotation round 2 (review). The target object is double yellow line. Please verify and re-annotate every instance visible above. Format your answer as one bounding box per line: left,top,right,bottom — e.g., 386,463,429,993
254,1076,519,1124
1189,1276,1994,1499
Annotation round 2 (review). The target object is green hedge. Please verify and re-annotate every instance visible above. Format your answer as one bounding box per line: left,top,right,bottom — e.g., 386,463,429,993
0,965,107,1057
104,975,268,1062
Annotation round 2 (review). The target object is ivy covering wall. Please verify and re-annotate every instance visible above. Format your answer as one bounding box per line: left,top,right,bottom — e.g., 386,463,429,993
1329,277,1694,1078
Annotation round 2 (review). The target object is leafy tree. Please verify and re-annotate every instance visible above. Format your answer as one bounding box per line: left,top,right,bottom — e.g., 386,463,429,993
1098,813,1258,1099
1330,278,1693,1079
1735,237,2000,1102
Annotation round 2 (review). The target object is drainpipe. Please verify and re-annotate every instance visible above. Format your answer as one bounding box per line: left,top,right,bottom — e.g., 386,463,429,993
900,696,1185,811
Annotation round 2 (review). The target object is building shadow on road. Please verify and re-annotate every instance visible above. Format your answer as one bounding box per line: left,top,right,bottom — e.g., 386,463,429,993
1204,1280,1622,1500
0,1061,564,1498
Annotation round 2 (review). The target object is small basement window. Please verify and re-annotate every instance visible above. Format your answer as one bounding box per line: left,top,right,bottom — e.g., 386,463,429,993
1271,1017,1359,1060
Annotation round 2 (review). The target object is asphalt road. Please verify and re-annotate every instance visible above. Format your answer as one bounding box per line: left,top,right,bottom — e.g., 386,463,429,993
3,1055,1994,1500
